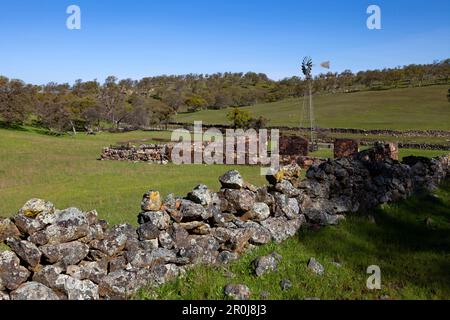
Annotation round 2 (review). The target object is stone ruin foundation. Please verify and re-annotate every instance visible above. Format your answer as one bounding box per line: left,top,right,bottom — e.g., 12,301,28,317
100,134,310,166
1,146,448,300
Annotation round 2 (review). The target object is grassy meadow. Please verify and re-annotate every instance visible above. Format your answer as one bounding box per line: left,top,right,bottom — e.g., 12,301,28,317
0,128,266,225
176,85,450,130
1,125,449,299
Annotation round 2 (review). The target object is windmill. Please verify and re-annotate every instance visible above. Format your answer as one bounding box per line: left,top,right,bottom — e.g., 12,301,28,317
300,57,330,151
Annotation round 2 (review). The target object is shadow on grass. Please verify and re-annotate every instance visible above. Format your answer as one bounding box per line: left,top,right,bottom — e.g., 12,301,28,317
298,180,450,297
0,121,65,137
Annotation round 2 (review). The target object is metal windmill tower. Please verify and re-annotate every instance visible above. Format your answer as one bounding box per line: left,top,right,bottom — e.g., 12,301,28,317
300,57,330,150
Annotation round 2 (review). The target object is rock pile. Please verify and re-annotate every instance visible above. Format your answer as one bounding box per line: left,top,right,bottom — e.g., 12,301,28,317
300,148,449,225
100,144,172,164
1,147,449,300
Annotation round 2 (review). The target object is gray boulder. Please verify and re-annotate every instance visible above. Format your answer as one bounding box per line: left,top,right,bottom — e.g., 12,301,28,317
219,170,244,189
18,198,55,218
307,257,324,275
90,224,135,256
141,190,162,212
224,284,250,300
40,241,89,266
136,222,160,241
6,238,41,268
0,218,20,241
253,252,282,276
32,265,64,289
64,277,99,300
0,251,30,291
221,189,256,214
137,211,171,230
245,202,271,221
259,216,304,243
10,281,59,300
188,184,212,206
179,200,212,221
66,261,107,284
29,207,90,245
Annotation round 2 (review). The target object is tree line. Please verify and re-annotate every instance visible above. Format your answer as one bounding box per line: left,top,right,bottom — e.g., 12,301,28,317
0,59,448,133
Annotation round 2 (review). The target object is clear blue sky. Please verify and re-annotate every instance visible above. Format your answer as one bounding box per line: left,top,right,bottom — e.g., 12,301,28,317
0,0,449,84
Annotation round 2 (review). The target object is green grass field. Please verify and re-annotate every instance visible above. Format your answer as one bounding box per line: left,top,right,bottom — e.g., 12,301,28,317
139,181,450,300
0,128,265,225
176,85,450,130
1,127,449,299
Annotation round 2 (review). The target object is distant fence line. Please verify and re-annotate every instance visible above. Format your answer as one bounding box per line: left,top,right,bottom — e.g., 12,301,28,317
165,122,450,138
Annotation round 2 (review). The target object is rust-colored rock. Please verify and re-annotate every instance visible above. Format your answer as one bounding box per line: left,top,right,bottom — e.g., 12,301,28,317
334,138,359,159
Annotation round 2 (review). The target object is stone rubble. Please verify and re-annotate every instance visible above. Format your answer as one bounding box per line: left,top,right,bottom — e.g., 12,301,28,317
0,146,448,300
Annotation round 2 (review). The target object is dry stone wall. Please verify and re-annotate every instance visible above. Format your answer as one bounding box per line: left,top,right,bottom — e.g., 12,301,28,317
1,147,449,300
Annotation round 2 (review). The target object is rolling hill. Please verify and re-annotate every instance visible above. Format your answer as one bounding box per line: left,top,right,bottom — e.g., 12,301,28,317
175,85,450,131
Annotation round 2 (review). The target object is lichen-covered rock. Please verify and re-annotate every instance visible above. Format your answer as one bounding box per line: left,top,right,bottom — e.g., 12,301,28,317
90,224,136,256
266,163,302,186
32,265,64,289
136,222,160,240
274,180,301,197
217,251,239,264
188,184,212,206
224,284,250,300
253,252,282,276
6,238,41,268
255,186,275,206
29,207,90,245
221,189,256,214
0,251,31,291
18,199,55,218
273,193,299,220
280,279,292,291
178,235,220,265
137,211,170,230
10,281,60,300
147,263,183,287
162,193,177,210
40,241,89,266
169,223,190,249
260,216,304,243
80,223,105,243
12,214,46,236
243,202,270,222
179,200,212,221
228,228,254,253
141,190,162,212
98,269,151,300
219,170,244,189
158,230,174,249
66,261,107,284
241,221,272,245
63,277,99,300
127,248,177,269
179,221,211,235
0,290,9,300
0,218,20,242
307,257,324,275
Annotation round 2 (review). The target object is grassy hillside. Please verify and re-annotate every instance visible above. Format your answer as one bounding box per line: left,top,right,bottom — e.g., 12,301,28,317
176,85,450,130
139,181,450,300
